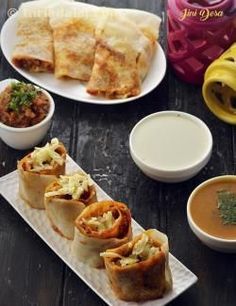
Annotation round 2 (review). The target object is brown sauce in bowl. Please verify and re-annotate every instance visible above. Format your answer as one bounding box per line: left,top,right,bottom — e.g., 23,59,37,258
0,82,50,128
190,178,236,240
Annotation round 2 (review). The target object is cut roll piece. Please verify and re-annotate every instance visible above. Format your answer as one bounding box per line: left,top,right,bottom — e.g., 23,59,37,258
117,8,161,43
86,12,156,99
17,138,66,209
49,2,99,80
117,8,160,81
71,201,132,268
12,1,54,72
44,172,97,240
101,229,173,301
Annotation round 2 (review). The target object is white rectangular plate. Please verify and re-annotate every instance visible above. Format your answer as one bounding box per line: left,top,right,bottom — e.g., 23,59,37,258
0,156,197,306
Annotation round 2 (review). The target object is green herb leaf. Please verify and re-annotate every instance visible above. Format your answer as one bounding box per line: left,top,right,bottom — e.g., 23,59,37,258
217,190,236,225
8,82,38,112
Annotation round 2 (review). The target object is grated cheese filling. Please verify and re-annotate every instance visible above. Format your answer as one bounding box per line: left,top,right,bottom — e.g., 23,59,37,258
45,173,93,200
83,211,115,232
101,233,159,266
30,138,64,171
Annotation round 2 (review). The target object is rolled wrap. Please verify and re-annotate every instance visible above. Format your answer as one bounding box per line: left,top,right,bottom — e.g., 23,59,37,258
101,229,173,301
44,173,97,240
71,200,132,268
86,9,158,98
12,0,55,72
49,2,99,80
17,139,66,209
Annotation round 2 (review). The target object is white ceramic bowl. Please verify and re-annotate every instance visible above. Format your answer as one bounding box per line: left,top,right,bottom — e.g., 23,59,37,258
187,176,236,253
129,111,213,183
0,79,55,150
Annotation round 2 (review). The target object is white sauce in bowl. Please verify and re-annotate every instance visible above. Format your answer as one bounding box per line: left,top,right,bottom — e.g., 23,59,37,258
130,112,212,171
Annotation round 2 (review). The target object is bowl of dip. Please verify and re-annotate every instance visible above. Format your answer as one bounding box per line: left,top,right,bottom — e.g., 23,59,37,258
129,111,213,183
187,176,236,253
0,79,55,150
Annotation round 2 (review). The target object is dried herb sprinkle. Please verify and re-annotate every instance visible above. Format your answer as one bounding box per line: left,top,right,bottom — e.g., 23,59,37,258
217,190,236,225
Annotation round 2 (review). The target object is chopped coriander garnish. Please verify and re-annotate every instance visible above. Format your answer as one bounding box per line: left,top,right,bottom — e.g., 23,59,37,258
8,82,38,112
217,190,236,225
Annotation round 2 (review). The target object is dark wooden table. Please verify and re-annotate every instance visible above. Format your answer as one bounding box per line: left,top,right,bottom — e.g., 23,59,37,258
0,1,236,306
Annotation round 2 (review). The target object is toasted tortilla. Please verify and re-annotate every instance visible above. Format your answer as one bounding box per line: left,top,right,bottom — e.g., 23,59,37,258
71,201,132,268
49,2,99,80
117,8,161,42
17,141,66,209
102,229,173,301
86,12,155,98
45,180,97,240
12,1,55,72
117,8,161,80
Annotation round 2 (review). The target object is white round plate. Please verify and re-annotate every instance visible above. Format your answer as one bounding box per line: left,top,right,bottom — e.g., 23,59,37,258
0,12,166,105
